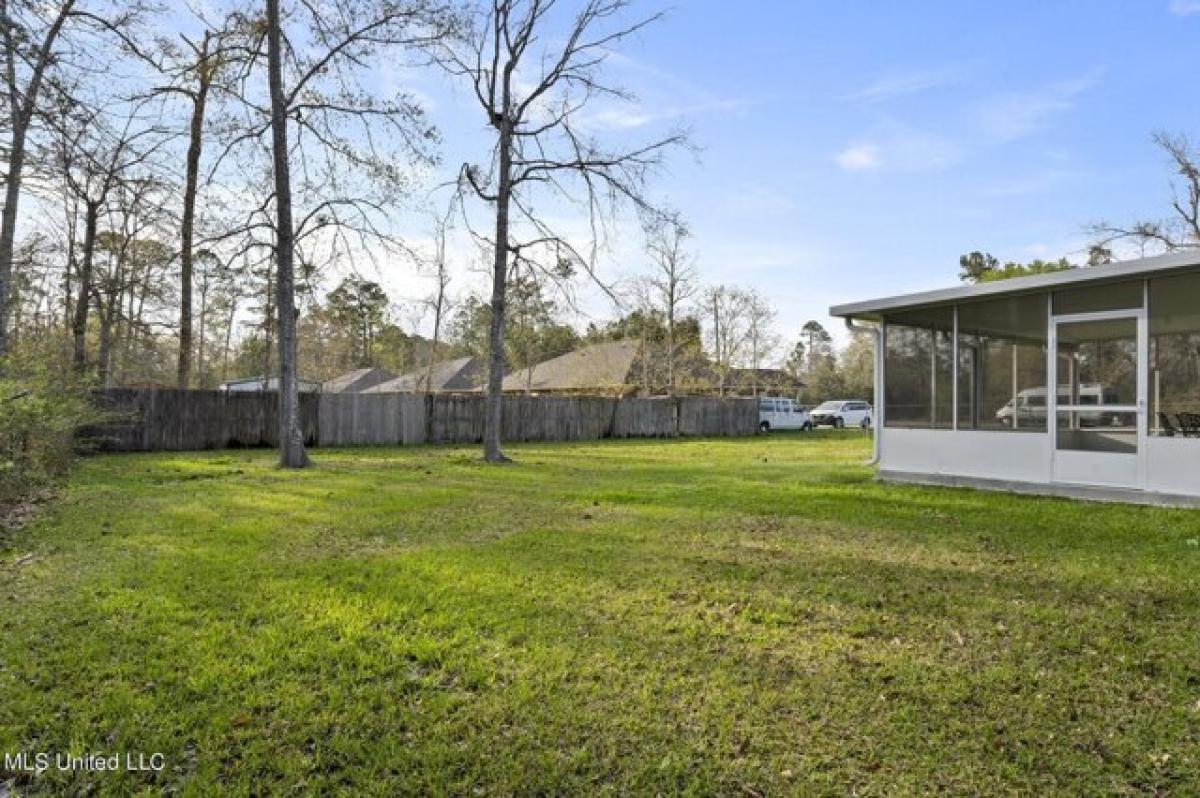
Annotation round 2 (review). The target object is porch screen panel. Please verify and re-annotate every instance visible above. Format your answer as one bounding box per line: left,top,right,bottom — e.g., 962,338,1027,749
1150,272,1200,437
885,307,953,428
956,293,1048,432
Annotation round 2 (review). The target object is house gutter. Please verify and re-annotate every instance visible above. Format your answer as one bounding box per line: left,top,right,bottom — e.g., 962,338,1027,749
844,317,882,466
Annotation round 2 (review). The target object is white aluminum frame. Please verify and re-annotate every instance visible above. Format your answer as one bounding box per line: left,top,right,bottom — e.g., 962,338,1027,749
1047,298,1148,490
841,267,1200,502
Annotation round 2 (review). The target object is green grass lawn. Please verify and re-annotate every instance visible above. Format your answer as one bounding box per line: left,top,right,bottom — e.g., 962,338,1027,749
2,432,1200,795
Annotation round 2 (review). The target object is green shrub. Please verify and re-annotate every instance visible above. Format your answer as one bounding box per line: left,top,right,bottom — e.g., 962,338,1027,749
0,342,102,503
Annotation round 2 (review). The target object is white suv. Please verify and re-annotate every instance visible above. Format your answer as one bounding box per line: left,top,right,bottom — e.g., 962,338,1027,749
811,400,873,429
758,397,812,432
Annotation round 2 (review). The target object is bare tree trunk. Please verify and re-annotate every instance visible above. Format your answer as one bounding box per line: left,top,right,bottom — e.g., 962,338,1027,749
711,294,724,398
426,269,446,391
266,0,309,468
262,258,274,379
221,292,237,385
0,0,74,357
62,192,78,325
71,200,100,370
97,294,116,386
640,331,650,394
0,129,25,357
483,122,512,463
177,34,212,389
666,302,676,397
197,272,209,387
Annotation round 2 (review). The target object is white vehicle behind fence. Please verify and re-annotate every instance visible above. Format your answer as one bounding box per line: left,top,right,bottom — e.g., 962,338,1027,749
995,384,1119,427
811,400,873,429
758,397,812,432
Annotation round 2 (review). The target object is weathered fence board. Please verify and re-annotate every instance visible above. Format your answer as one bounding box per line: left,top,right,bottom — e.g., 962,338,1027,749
319,393,425,446
428,394,486,444
678,397,759,437
88,389,756,452
501,396,618,442
612,397,676,438
86,389,318,452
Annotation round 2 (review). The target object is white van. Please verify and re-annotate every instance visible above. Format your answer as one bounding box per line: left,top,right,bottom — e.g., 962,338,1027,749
758,397,812,432
996,384,1118,427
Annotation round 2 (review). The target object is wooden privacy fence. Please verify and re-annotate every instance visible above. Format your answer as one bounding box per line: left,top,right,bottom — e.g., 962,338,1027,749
88,389,320,452
86,389,758,452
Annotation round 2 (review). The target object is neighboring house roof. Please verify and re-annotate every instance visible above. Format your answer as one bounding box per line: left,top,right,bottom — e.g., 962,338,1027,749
362,357,483,393
322,367,397,394
220,376,322,392
830,249,1200,320
502,340,641,394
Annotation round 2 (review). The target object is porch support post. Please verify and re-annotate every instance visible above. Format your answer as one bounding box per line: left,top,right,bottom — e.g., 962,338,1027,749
878,320,887,431
952,306,959,430
1047,292,1056,483
1011,344,1020,430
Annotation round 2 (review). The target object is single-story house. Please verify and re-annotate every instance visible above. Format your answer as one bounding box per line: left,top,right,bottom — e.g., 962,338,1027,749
219,375,322,393
322,367,397,394
362,357,483,393
831,250,1200,506
501,340,641,395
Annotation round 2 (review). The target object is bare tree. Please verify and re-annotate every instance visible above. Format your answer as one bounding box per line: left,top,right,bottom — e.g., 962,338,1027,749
0,0,147,356
745,288,778,397
92,176,170,385
1091,131,1200,254
255,0,452,467
0,0,75,356
702,284,750,397
642,208,695,396
149,19,254,388
264,0,308,466
423,210,453,393
436,0,685,462
52,101,165,371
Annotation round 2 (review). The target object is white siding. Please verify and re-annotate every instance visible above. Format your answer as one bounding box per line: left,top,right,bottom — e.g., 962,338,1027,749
1146,438,1200,497
881,428,1051,484
882,428,1200,500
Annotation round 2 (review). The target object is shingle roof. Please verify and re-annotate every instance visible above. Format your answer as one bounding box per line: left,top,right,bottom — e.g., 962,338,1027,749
321,367,397,394
501,340,640,393
362,357,482,393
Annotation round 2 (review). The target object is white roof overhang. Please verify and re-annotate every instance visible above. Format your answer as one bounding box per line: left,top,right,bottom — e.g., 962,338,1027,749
830,250,1200,321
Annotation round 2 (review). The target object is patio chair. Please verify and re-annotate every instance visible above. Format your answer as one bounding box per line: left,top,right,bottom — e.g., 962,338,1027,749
1177,412,1200,437
1158,412,1179,437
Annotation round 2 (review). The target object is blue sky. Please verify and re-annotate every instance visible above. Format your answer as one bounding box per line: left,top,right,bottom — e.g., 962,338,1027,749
393,1,1200,348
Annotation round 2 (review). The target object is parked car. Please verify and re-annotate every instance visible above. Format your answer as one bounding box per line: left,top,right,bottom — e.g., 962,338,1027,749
811,400,873,428
758,397,812,432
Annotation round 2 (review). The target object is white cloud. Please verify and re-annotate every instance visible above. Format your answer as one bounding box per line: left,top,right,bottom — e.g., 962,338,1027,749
974,71,1101,142
835,143,882,171
834,116,962,173
568,49,756,132
580,97,751,132
1169,0,1200,15
843,68,962,103
583,108,656,130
